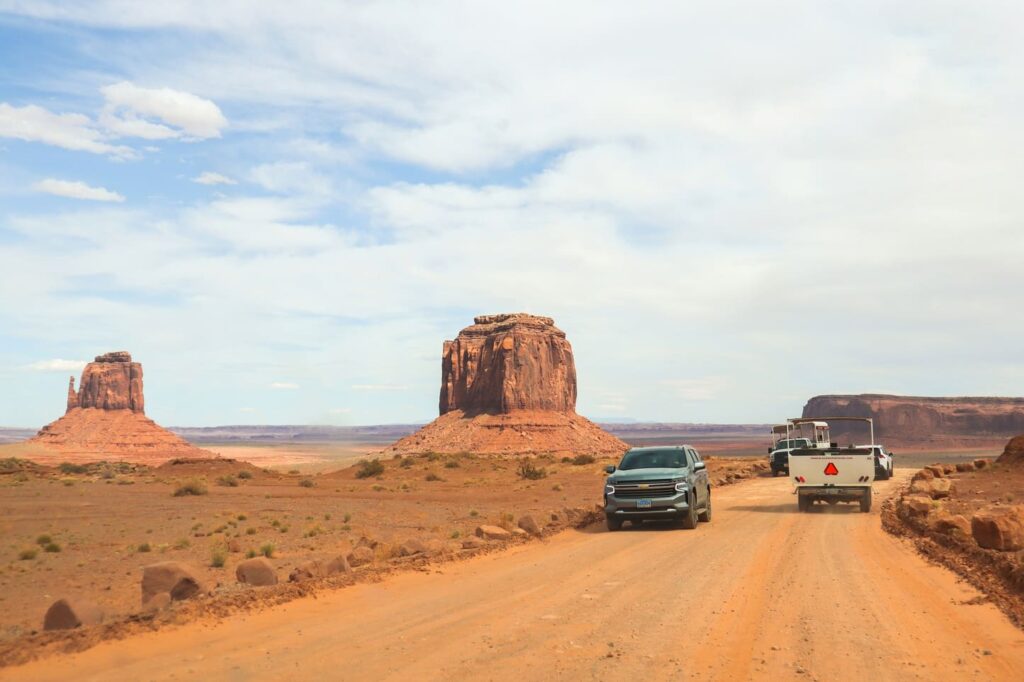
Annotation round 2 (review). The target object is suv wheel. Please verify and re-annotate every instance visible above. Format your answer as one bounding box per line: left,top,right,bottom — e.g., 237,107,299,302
606,516,623,531
698,492,712,522
798,494,810,512
679,503,698,529
860,488,872,513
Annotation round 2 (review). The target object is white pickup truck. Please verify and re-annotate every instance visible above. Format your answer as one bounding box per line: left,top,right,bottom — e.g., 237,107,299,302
788,417,876,513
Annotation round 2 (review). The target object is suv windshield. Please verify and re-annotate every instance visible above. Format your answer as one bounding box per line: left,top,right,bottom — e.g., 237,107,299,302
774,439,809,450
618,449,687,470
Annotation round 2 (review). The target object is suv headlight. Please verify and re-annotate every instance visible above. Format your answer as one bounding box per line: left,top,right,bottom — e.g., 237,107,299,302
605,484,615,495
674,481,687,493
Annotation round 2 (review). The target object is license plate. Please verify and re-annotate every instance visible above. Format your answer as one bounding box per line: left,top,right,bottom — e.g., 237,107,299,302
824,489,839,495
636,499,653,508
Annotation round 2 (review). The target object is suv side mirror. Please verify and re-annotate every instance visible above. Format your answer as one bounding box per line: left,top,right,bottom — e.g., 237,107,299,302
693,461,706,471
604,465,616,474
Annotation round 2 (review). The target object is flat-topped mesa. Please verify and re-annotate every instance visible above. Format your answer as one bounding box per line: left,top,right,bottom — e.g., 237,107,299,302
76,351,145,413
440,313,577,416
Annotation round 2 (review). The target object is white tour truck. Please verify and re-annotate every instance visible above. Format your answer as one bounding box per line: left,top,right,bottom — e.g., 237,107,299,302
788,417,876,513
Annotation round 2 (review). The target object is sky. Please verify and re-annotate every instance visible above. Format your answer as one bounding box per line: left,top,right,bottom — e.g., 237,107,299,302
2,2,1024,428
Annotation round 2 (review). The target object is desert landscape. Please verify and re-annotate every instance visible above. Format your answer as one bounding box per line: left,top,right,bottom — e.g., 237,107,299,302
5,4,1024,679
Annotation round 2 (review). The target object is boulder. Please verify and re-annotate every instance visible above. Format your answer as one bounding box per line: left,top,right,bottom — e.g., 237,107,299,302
399,538,428,557
517,515,542,536
347,546,375,567
235,557,278,586
955,461,976,473
288,560,327,583
142,592,171,614
512,527,528,537
971,507,1024,551
942,464,957,475
43,598,103,631
925,465,945,479
974,459,992,470
912,468,935,482
475,525,512,541
141,561,205,606
910,478,953,499
325,554,353,575
461,536,486,549
931,513,972,537
902,495,934,518
355,536,379,550
997,435,1024,466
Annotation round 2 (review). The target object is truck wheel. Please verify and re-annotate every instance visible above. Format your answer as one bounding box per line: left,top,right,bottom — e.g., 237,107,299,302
772,469,780,477
698,493,712,522
606,516,623,531
679,504,698,529
860,488,872,513
798,495,810,512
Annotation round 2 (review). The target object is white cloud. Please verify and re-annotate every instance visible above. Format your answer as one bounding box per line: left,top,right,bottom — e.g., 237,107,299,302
269,382,299,389
0,103,134,158
24,359,87,372
33,178,125,202
249,162,331,196
192,171,236,186
101,81,227,139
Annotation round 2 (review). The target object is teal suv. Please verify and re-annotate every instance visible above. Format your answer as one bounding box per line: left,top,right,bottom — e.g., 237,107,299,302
603,446,711,531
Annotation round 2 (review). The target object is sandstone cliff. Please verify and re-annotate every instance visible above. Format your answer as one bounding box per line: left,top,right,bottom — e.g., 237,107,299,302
389,314,626,457
802,394,1024,443
75,351,144,413
440,314,577,415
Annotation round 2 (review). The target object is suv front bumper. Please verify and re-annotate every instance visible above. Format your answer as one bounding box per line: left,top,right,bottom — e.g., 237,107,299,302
605,490,691,520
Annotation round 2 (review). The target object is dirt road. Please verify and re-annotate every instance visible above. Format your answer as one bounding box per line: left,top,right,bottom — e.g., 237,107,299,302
6,472,1024,681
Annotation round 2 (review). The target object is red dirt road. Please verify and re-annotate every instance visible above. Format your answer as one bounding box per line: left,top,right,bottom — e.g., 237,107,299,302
6,473,1024,681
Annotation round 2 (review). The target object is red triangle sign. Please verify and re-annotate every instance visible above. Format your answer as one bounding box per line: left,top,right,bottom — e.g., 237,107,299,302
824,462,839,476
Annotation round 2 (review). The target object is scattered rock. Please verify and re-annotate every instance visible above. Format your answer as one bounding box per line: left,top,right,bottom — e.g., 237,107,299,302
910,477,953,499
461,536,486,549
141,561,205,606
43,598,103,631
974,459,992,470
902,495,934,518
511,527,528,537
355,536,379,550
347,546,375,567
325,554,353,575
925,465,945,479
227,539,241,553
931,513,972,537
288,560,326,583
235,557,278,586
956,461,976,473
517,515,542,536
475,525,512,541
972,507,1024,551
399,538,428,557
912,468,935,482
142,592,171,614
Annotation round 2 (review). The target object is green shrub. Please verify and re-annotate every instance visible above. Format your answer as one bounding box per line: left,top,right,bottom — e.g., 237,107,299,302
399,457,414,469
211,548,226,568
343,513,351,523
36,534,52,546
18,548,38,560
216,475,238,487
43,542,61,553
174,538,191,549
58,462,87,474
246,527,257,535
173,480,208,497
237,470,253,480
288,469,300,475
137,542,151,553
571,454,596,466
237,514,247,521
425,472,443,482
298,478,315,488
246,549,257,559
444,460,460,469
517,461,547,480
260,543,274,558
355,459,385,479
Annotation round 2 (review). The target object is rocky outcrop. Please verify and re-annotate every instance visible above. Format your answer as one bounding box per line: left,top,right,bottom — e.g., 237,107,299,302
388,313,627,457
76,351,144,413
27,351,208,465
440,314,576,415
802,395,1024,443
997,435,1024,467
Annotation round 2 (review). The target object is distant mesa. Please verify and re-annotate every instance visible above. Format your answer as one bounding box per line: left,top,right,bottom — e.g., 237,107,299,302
28,351,208,465
802,394,1024,445
387,314,627,456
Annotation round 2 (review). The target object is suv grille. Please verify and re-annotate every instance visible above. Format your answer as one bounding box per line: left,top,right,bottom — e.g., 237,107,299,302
614,479,677,498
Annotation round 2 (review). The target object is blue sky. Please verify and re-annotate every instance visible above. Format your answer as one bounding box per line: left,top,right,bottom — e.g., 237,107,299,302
2,2,1024,427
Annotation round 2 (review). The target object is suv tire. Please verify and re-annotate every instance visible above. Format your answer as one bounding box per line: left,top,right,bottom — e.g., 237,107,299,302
606,516,623,531
798,494,811,513
698,492,712,522
679,503,698,529
860,488,872,513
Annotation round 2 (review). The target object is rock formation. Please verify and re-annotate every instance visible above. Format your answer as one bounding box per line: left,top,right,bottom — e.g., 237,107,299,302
802,394,1024,444
440,314,576,415
387,314,627,457
27,351,208,465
